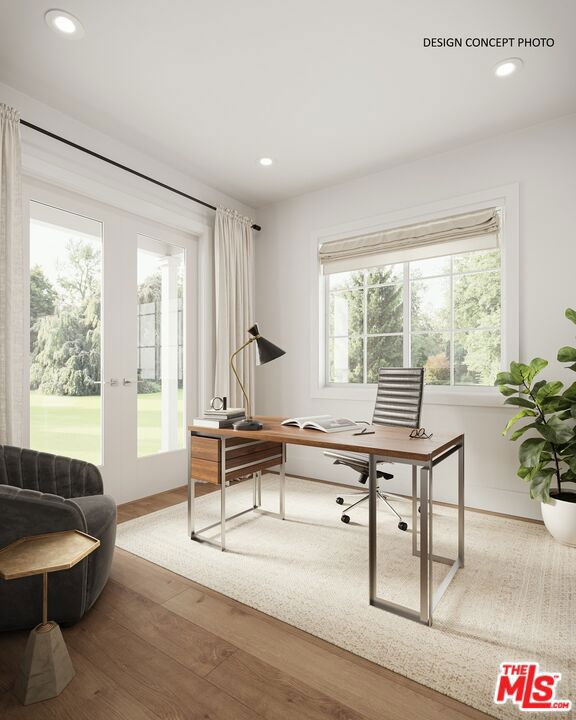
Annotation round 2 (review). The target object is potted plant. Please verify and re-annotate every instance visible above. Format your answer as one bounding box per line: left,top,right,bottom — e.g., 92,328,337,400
496,308,576,545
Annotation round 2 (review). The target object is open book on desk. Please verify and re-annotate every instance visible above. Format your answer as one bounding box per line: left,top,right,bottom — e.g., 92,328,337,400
281,415,359,433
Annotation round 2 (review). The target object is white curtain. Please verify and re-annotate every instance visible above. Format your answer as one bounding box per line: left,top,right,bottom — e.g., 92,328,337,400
214,207,255,410
0,104,24,446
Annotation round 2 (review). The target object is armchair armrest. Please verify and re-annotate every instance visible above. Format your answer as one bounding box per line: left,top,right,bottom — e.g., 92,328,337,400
0,445,103,498
0,485,87,551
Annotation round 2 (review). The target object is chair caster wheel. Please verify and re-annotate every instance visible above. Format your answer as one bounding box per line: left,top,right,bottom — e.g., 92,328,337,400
398,521,408,531
336,497,344,505
341,515,351,524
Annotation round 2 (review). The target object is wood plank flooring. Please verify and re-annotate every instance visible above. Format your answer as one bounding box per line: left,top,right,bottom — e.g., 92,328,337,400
0,483,494,720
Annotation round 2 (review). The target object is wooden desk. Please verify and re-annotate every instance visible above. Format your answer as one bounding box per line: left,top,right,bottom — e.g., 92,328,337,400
188,418,464,626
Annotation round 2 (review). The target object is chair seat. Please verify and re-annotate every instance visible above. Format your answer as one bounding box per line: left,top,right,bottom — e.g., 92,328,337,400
323,450,393,480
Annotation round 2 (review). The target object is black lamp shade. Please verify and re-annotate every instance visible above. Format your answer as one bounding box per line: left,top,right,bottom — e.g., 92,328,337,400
248,324,286,365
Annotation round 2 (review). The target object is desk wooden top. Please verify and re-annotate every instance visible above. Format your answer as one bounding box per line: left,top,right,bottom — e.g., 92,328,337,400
189,417,463,463
0,530,100,580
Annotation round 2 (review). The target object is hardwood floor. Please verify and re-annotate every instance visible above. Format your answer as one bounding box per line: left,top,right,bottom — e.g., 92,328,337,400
0,483,493,720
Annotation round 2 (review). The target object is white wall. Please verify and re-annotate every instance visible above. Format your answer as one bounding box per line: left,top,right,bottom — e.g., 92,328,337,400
255,114,576,520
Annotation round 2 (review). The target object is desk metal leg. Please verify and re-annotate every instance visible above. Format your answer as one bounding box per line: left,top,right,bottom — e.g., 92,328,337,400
458,437,465,567
419,465,433,625
252,472,258,508
411,465,418,557
280,443,286,519
220,437,226,551
368,454,377,602
187,430,194,538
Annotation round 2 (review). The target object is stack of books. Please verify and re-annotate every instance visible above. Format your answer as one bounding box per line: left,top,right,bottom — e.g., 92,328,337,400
192,407,246,429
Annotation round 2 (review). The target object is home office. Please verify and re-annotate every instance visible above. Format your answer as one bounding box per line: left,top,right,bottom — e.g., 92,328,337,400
0,2,575,719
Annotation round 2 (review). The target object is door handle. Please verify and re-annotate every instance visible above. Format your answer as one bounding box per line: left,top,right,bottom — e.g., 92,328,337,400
93,379,119,386
123,378,142,386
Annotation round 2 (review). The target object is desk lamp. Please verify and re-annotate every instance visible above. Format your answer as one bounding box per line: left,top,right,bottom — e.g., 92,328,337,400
230,324,285,430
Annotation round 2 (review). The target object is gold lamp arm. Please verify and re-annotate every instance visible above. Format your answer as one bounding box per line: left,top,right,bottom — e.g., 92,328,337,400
229,337,256,419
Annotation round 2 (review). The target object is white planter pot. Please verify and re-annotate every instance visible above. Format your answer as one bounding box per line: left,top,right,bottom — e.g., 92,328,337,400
541,494,576,547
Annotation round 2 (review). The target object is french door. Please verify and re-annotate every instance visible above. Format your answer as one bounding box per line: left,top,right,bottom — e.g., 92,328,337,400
25,180,198,503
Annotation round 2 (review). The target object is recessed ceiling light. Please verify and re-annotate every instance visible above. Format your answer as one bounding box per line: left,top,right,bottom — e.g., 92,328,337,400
494,58,523,78
259,157,274,167
45,9,85,38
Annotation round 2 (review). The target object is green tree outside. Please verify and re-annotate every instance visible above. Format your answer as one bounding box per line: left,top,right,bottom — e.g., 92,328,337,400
328,249,501,386
30,265,57,351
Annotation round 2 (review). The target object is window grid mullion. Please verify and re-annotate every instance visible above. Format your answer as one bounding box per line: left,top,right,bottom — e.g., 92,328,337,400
450,255,455,387
403,261,410,368
363,271,368,383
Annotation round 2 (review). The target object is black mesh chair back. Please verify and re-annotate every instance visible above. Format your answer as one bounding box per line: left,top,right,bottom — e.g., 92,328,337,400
372,367,424,429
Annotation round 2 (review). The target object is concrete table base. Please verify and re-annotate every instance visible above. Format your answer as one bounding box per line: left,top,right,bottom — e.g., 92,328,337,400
14,622,75,705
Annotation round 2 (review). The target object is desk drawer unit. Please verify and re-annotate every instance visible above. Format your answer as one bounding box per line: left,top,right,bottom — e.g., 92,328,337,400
190,436,284,484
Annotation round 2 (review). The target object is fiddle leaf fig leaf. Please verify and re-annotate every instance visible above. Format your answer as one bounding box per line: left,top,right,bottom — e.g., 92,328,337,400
504,397,536,409
495,371,519,387
498,385,518,397
536,415,574,445
566,456,576,474
529,467,556,502
539,395,571,414
503,409,537,436
557,346,576,363
519,438,547,467
510,422,539,441
563,382,576,400
565,308,576,325
535,381,564,404
532,380,547,394
528,357,548,378
509,362,526,384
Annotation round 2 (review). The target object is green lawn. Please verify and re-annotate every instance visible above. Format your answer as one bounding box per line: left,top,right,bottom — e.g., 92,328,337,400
30,390,183,464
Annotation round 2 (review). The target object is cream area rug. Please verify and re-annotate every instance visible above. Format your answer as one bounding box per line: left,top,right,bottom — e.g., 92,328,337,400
116,476,575,719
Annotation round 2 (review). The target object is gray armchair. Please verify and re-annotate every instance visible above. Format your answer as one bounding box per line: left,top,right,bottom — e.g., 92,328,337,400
0,445,116,631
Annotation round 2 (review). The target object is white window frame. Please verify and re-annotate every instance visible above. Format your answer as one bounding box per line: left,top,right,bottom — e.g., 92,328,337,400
311,184,519,407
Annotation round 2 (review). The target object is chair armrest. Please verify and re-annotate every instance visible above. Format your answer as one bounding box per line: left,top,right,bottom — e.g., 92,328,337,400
0,485,87,551
0,445,103,498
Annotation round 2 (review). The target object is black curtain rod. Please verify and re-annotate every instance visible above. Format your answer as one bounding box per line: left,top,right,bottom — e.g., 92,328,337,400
20,119,261,232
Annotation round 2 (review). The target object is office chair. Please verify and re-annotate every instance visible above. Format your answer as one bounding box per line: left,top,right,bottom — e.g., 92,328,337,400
324,367,424,531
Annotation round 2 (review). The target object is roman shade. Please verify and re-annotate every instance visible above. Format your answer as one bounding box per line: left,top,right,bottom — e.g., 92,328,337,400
319,207,500,274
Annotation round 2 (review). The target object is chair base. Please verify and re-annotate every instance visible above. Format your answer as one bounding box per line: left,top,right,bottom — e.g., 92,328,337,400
336,488,408,530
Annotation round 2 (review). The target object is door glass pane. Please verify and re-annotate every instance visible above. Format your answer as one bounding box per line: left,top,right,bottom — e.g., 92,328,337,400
137,236,184,456
29,201,102,463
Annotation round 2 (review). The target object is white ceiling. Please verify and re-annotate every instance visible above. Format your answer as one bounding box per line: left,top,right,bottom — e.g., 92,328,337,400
1,0,575,208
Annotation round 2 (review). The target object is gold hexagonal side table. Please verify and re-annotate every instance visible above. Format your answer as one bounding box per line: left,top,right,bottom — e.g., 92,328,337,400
0,530,100,705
